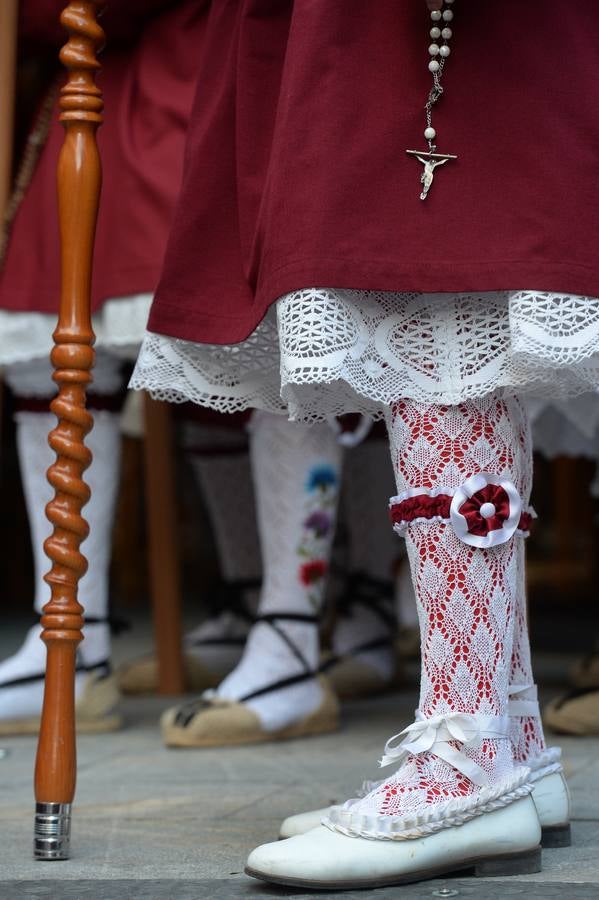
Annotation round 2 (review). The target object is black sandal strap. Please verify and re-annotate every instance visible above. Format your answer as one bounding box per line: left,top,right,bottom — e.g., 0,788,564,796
255,613,319,673
208,579,261,621
0,658,110,690
336,572,396,632
319,636,394,672
84,616,130,636
257,612,319,624
239,670,318,703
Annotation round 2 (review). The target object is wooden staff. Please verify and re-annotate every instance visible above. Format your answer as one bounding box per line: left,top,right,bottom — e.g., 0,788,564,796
33,1,104,861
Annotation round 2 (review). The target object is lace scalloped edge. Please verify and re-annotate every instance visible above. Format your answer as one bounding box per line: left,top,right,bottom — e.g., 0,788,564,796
323,766,532,841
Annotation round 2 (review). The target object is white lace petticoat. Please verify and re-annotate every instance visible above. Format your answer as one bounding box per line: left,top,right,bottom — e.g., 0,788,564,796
0,293,152,366
130,289,599,422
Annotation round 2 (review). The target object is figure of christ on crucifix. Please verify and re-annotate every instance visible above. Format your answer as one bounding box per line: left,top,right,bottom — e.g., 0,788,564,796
406,149,458,200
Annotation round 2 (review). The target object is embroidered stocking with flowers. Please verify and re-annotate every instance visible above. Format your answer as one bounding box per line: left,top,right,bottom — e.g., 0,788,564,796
330,395,535,832
214,411,342,731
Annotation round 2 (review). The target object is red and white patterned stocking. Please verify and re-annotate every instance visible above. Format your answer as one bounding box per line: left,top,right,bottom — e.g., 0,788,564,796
341,395,533,821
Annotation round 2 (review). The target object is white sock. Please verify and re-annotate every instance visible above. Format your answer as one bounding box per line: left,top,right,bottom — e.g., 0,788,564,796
216,413,342,731
0,404,121,720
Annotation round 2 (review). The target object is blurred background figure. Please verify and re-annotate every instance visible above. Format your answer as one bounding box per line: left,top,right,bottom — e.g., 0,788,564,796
0,0,209,732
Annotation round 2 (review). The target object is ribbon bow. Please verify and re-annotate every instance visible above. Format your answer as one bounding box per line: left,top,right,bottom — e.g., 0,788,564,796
379,712,508,788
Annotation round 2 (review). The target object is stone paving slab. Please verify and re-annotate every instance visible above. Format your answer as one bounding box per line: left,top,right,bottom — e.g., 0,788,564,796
1,634,598,890
4,880,599,899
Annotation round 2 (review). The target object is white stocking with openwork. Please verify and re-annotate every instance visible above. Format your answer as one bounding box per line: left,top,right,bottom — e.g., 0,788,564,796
214,412,342,730
328,395,534,837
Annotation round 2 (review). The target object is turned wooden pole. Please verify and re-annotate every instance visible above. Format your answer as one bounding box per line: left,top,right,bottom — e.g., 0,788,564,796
33,1,104,861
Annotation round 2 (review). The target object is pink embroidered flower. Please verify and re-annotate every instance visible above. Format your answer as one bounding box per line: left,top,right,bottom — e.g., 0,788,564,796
299,559,328,586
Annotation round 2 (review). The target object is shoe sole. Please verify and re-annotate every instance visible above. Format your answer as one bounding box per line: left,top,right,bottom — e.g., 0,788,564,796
541,823,571,848
246,846,542,889
163,713,339,748
0,712,123,736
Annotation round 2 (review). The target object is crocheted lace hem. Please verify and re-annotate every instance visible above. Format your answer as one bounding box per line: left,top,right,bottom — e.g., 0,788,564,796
0,293,152,365
324,766,532,841
130,289,599,422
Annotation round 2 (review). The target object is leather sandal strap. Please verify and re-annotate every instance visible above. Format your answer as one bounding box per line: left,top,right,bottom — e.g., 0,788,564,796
239,670,318,703
255,613,318,673
319,636,394,672
336,572,396,632
0,658,110,689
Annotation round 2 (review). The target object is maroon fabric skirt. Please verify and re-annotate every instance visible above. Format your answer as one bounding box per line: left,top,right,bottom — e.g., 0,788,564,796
0,1,207,316
146,0,599,347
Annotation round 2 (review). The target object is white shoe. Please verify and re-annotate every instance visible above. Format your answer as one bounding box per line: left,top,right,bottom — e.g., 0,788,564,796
249,795,541,889
278,750,570,846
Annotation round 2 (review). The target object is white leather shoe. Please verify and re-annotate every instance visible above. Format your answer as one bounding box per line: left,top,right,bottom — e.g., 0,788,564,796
250,795,541,889
278,764,570,846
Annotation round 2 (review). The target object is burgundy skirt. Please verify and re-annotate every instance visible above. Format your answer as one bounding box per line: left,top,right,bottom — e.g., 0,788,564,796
146,0,599,347
0,0,207,317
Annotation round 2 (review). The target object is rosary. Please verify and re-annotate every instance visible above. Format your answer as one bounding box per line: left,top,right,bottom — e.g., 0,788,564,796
407,0,457,200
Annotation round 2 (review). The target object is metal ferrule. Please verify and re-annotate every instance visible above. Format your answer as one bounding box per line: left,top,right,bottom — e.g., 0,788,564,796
34,802,72,860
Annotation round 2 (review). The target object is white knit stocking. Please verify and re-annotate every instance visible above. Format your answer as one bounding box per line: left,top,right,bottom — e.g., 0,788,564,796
216,412,342,730
346,396,531,821
0,408,121,719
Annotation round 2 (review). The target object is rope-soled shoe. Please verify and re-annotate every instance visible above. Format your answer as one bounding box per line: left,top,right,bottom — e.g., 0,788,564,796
161,613,339,747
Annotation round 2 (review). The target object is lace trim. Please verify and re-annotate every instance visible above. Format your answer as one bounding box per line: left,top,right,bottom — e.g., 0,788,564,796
324,767,532,841
130,289,599,421
0,293,152,366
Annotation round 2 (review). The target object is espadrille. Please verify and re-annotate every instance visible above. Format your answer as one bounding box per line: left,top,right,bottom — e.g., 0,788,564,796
545,686,599,736
162,674,339,747
118,606,253,695
0,667,122,736
321,649,403,700
118,651,222,695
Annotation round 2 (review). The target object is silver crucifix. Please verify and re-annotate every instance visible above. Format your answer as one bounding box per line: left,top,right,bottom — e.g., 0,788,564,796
406,150,458,200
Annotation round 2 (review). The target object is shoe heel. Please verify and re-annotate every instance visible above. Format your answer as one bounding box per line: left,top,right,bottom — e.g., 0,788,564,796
541,823,571,848
474,847,542,877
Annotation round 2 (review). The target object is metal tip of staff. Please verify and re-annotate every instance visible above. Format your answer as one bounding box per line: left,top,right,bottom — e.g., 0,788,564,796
34,802,72,860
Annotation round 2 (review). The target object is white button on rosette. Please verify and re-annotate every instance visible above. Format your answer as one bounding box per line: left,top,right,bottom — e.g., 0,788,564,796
449,473,523,549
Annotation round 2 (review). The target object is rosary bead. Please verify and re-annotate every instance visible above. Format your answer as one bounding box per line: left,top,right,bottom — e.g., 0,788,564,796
442,9,454,21
428,59,440,73
424,126,437,140
441,27,452,40
429,43,440,56
439,45,450,57
430,10,442,21
430,26,441,39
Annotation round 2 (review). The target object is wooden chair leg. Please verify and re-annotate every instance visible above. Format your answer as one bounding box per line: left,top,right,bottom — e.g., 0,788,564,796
33,2,104,860
143,395,185,694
